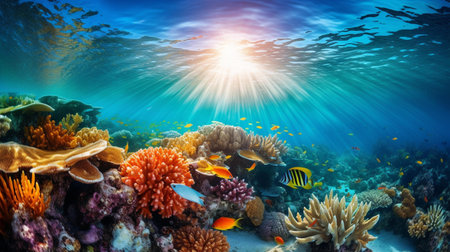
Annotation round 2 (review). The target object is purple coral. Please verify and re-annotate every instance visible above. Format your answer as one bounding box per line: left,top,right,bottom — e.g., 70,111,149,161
211,177,254,205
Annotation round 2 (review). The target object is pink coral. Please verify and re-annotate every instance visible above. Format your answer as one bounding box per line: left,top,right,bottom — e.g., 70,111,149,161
211,178,254,205
119,147,194,218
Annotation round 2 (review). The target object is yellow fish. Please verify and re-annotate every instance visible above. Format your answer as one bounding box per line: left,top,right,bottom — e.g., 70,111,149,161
322,164,326,166
392,137,398,141
177,127,181,129
387,162,391,166
184,123,193,128
302,150,307,154
399,172,404,176
225,155,232,159
313,182,323,187
277,132,281,134
256,121,260,123
298,132,302,135
284,130,288,132
271,126,280,131
121,136,127,139
240,117,246,121
416,160,423,165
209,155,220,160
151,141,158,146
405,155,409,159
314,162,319,166
348,133,354,136
248,123,253,125
245,127,249,130
283,140,286,144
376,158,381,163
288,133,294,136
327,168,335,172
325,160,329,163
256,126,262,129
440,196,443,201
409,182,412,187
311,144,315,147
247,163,256,172
440,158,443,163
145,144,150,147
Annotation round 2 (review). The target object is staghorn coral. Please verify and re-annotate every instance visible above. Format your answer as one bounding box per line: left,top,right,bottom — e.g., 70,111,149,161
408,211,430,238
356,189,393,210
0,115,11,137
119,147,194,218
257,212,290,241
211,177,254,206
393,188,416,219
246,196,265,226
60,113,83,133
427,204,446,231
76,127,110,147
285,190,379,251
0,171,50,235
172,226,230,252
25,115,78,150
161,131,205,158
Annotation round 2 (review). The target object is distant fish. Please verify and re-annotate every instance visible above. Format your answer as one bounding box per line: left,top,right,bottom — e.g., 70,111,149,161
424,196,428,203
209,155,220,160
409,182,412,187
170,183,205,206
257,126,262,129
440,158,443,163
284,130,288,132
348,133,354,136
387,161,391,166
399,171,404,177
298,132,302,135
274,236,284,245
440,196,443,201
313,181,323,187
327,168,334,172
225,155,232,159
405,155,409,159
416,160,423,165
240,117,246,121
354,178,361,183
311,144,315,147
206,165,233,179
352,146,360,151
280,167,312,190
213,217,242,231
271,125,280,131
376,158,381,163
346,192,351,197
248,123,253,125
265,199,273,207
247,162,256,172
378,186,386,190
392,137,398,141
308,219,318,227
302,150,307,154
184,123,193,128
288,133,294,136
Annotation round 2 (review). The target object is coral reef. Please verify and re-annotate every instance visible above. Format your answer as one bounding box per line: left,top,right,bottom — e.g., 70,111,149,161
76,127,110,146
119,147,193,218
408,211,430,238
110,218,151,252
171,226,230,252
0,115,11,137
393,188,416,219
205,125,249,154
161,131,206,158
257,212,290,241
61,113,83,133
356,189,393,210
247,133,288,165
427,204,446,231
211,177,254,206
285,190,379,251
25,115,78,150
246,196,264,226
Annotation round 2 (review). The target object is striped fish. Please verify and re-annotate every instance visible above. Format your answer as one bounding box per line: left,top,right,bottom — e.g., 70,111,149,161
280,167,312,189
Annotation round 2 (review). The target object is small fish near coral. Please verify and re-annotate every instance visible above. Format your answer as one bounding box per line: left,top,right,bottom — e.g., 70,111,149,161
206,165,233,179
280,167,312,190
170,183,205,206
247,162,256,171
274,236,284,245
308,219,318,227
212,217,243,231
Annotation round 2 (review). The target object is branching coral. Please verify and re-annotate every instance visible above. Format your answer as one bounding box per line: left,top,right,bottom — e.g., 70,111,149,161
285,190,379,251
161,132,205,158
356,189,393,210
393,188,416,219
408,211,430,238
60,113,83,133
427,204,446,231
211,177,254,206
172,226,230,252
0,171,50,235
25,115,78,150
119,147,194,218
246,196,264,226
76,127,109,147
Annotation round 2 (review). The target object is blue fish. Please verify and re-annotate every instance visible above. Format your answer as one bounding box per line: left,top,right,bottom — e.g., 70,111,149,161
170,183,205,206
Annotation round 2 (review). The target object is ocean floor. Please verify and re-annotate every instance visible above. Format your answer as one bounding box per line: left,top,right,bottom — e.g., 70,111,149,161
223,230,416,252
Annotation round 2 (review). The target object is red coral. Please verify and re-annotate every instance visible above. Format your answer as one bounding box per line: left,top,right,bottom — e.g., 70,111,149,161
25,115,77,150
119,147,193,218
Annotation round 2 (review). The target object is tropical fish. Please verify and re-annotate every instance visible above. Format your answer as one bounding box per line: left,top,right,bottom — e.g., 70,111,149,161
212,217,242,231
327,168,334,172
416,160,423,165
256,121,260,123
184,123,193,128
399,171,404,176
170,183,205,206
274,236,284,245
376,158,381,163
409,182,412,187
311,144,315,147
257,126,262,129
313,182,323,187
440,196,443,201
325,160,329,164
354,178,361,183
240,117,246,121
121,136,127,139
405,155,409,159
284,130,288,132
392,137,398,141
302,150,307,154
265,199,273,207
387,162,391,166
348,133,354,136
206,166,233,179
247,162,256,172
248,123,253,125
151,141,158,146
298,132,302,135
225,155,232,159
124,142,129,155
277,132,281,135
352,146,360,151
440,158,444,163
308,219,318,227
424,196,428,203
378,186,386,190
288,133,294,136
280,167,312,190
271,125,280,131
209,155,220,160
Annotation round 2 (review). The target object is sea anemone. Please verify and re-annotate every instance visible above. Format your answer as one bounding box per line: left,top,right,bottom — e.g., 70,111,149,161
119,147,193,218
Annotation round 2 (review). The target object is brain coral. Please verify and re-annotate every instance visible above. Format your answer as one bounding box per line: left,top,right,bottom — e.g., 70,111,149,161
257,212,290,241
246,196,265,226
356,189,393,210
25,115,77,150
119,147,194,218
172,226,230,252
161,132,205,158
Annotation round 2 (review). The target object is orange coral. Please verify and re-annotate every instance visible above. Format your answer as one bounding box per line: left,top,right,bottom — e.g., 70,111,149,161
0,171,50,235
246,196,264,226
119,147,193,218
172,226,230,252
25,115,77,150
393,188,416,219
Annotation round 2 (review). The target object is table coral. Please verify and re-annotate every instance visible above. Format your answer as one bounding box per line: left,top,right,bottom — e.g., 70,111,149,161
76,127,110,147
119,147,194,218
172,226,230,252
211,177,254,206
161,131,205,158
285,190,379,251
393,188,416,219
356,189,393,210
246,196,264,226
25,115,78,150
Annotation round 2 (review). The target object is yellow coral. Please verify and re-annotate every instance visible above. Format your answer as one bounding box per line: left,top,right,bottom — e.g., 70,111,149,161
76,127,109,146
285,190,379,251
61,113,83,133
161,132,205,158
408,212,430,238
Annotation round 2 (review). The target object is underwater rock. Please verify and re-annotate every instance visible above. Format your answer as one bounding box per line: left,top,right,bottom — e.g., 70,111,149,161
154,234,175,252
78,224,103,245
110,218,151,252
257,212,290,241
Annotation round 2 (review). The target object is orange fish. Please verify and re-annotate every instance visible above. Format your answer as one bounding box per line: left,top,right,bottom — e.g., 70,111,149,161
265,199,273,207
209,166,233,179
247,163,256,172
308,219,318,227
274,236,284,245
271,125,280,131
392,137,398,141
376,158,381,163
416,160,423,165
354,178,361,183
209,155,220,160
212,217,242,231
378,186,386,190
424,196,428,203
124,142,129,155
